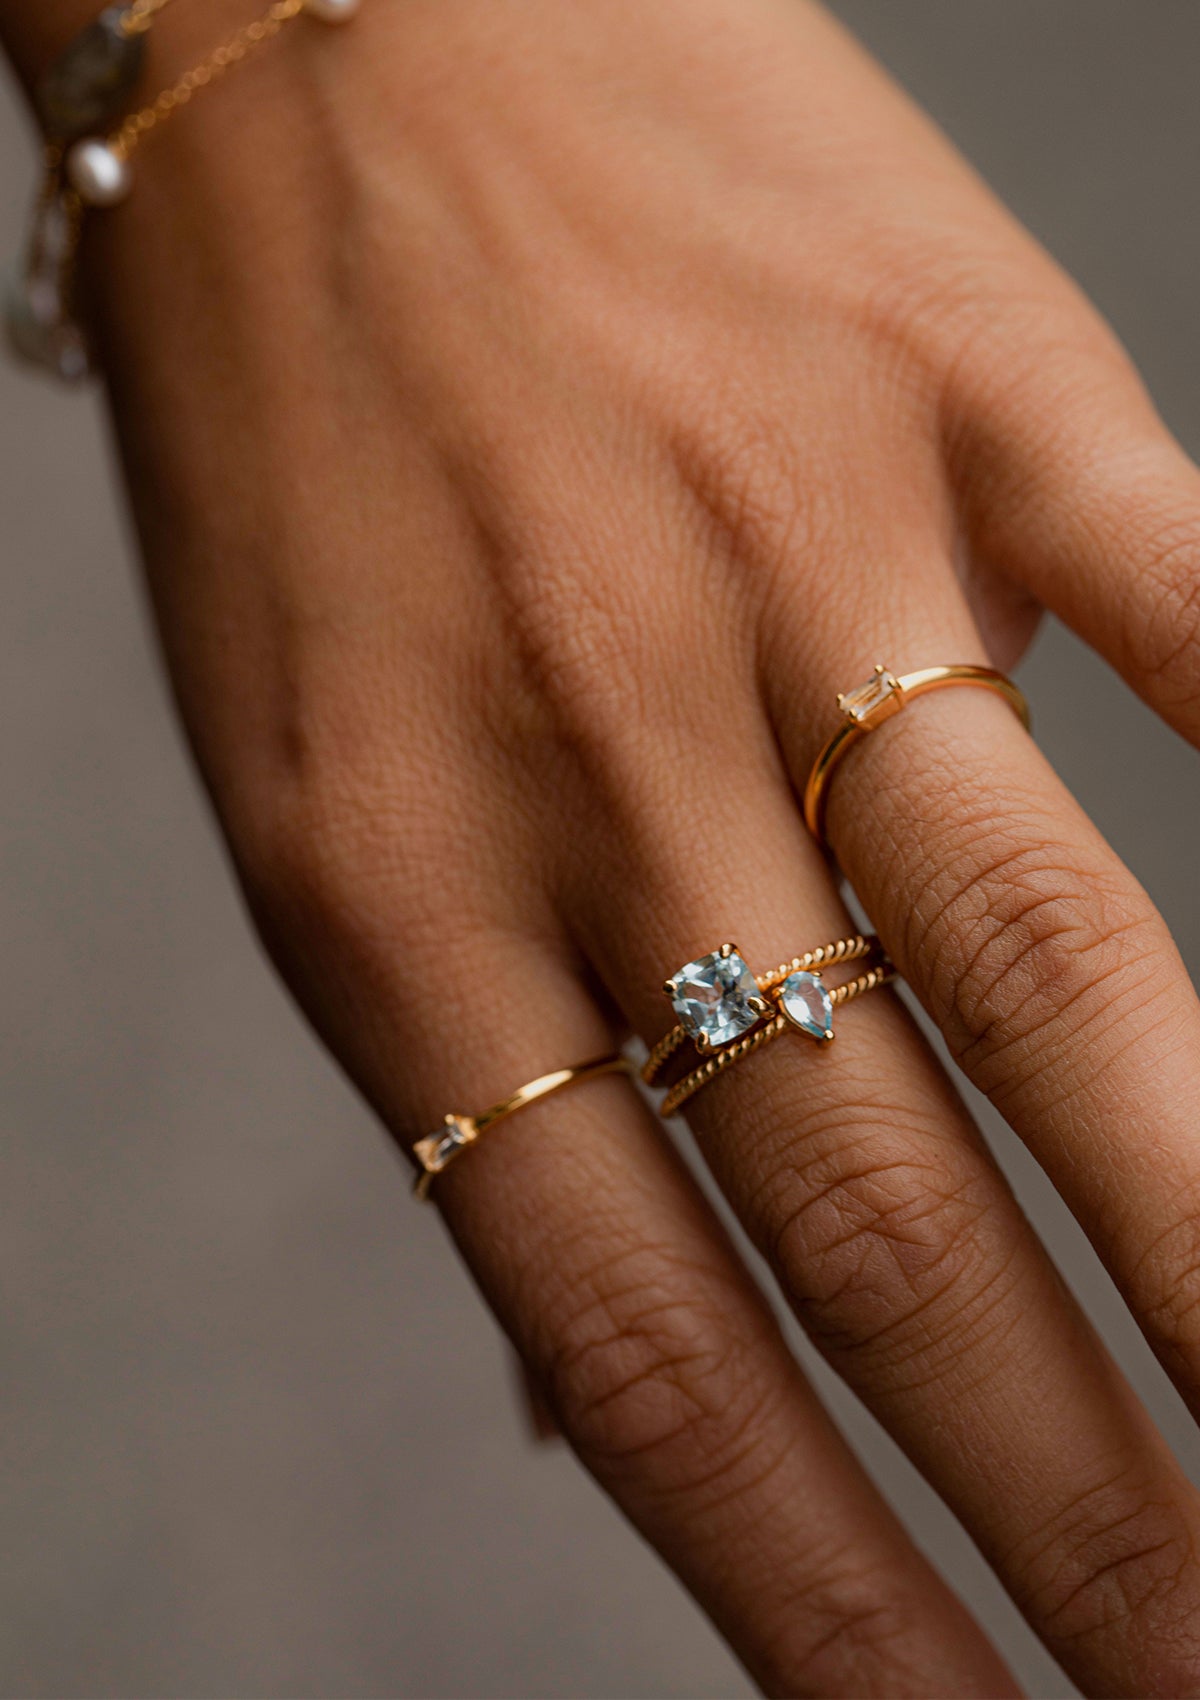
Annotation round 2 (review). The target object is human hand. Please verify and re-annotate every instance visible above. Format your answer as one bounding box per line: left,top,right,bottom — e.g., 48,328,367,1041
8,1,1200,1693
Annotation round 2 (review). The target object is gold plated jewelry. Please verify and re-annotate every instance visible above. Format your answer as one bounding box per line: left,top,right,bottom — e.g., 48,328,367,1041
412,1053,631,1201
101,0,356,179
35,1,177,145
7,0,361,382
659,959,891,1118
803,663,1030,847
8,0,176,379
645,933,892,1117
644,933,881,1086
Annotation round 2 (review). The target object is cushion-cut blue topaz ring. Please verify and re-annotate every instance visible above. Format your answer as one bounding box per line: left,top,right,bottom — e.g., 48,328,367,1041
663,944,773,1054
643,934,893,1115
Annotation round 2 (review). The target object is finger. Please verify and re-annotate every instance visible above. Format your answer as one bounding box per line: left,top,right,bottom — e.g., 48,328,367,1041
947,317,1200,744
827,679,1200,1415
239,831,1012,1698
438,1036,1012,1699
769,566,1200,1409
568,699,1200,1697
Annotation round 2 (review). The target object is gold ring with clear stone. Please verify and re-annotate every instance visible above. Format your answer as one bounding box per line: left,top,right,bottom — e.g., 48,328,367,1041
643,935,889,1093
803,663,1030,848
412,1053,631,1201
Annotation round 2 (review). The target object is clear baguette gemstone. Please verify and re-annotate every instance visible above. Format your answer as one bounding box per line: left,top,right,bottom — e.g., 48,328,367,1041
431,1119,472,1167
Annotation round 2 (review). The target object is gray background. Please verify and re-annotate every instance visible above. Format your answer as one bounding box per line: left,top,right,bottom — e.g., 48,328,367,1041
3,3,1199,1695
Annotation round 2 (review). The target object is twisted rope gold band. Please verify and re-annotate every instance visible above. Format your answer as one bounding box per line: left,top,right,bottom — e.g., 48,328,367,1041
643,932,878,1088
659,963,893,1118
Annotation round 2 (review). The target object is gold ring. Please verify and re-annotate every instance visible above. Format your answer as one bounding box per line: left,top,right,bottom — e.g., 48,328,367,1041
660,961,892,1117
803,663,1031,847
643,936,893,1117
643,934,881,1083
412,1053,630,1200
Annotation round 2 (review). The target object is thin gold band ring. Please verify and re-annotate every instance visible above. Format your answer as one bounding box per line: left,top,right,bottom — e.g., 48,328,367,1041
412,1053,630,1200
803,663,1031,847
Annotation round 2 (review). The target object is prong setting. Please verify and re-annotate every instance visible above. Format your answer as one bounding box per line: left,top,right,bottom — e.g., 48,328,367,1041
662,946,762,1049
414,1112,478,1177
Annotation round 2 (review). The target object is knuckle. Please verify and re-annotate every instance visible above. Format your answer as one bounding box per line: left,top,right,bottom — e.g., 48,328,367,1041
454,476,685,779
227,770,511,997
232,777,408,948
1123,1200,1200,1373
754,1564,927,1698
751,1101,1019,1386
490,541,733,802
1127,515,1200,716
528,1235,940,1695
487,524,761,799
931,257,1138,443
538,1243,780,1496
1006,1468,1200,1657
669,397,839,593
502,556,654,759
904,805,1163,1092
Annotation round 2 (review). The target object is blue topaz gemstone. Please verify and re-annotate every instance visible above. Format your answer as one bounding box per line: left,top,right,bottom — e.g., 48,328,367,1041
667,948,762,1048
779,970,835,1041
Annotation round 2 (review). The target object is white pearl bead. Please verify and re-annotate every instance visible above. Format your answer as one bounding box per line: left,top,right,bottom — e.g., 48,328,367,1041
303,0,361,20
65,138,132,207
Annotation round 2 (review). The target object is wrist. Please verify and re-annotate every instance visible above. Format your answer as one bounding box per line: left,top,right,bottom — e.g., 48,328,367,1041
5,0,367,383
0,0,272,89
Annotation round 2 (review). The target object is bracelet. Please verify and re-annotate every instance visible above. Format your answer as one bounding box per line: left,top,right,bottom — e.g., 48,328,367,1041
5,0,361,383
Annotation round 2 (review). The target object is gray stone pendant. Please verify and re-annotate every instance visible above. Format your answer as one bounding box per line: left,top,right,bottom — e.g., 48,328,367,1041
4,192,91,382
37,7,146,140
5,268,91,383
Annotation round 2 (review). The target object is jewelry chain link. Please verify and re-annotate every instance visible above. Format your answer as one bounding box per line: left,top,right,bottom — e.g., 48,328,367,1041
112,0,306,157
121,0,178,39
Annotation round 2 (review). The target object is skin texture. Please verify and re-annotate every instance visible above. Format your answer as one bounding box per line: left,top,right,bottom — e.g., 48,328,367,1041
6,0,1200,1692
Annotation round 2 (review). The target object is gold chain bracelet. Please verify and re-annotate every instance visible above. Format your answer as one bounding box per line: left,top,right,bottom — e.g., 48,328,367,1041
6,0,361,383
